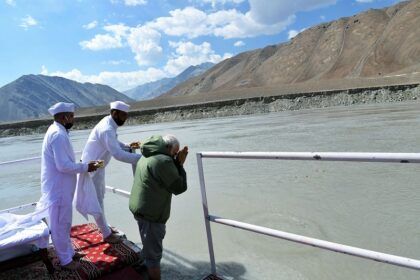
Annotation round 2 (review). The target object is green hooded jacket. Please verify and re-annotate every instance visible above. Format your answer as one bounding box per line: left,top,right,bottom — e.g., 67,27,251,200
129,135,187,224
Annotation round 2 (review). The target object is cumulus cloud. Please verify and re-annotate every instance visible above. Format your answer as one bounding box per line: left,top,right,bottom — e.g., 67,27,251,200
147,7,294,39
126,26,163,66
201,0,245,8
148,7,210,38
83,20,98,30
80,34,122,50
80,24,163,66
212,9,295,38
164,41,231,75
80,24,129,50
20,15,38,29
146,1,337,38
249,0,336,25
288,28,306,40
74,1,340,88
104,24,130,38
42,41,228,90
288,30,299,40
41,66,167,92
41,65,48,75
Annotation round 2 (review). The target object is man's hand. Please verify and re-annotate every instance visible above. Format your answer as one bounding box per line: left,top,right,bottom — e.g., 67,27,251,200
129,141,141,149
176,146,188,166
87,162,98,172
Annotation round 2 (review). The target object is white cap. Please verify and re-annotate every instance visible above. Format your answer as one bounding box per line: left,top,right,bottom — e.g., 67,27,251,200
48,102,75,116
110,101,130,113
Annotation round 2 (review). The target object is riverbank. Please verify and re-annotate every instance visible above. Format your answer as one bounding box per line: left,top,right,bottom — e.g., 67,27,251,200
1,83,419,137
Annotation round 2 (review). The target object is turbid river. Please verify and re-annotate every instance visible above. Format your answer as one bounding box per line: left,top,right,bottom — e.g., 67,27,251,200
1,101,420,279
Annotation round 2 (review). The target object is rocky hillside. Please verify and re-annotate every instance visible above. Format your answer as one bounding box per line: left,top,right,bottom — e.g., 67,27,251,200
124,62,214,100
0,74,133,122
164,0,420,97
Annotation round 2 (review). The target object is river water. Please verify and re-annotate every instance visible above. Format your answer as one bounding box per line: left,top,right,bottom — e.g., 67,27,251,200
1,101,420,279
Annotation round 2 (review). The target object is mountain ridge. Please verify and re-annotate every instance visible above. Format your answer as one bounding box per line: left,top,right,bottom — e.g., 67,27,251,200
163,0,420,97
0,74,133,122
124,62,214,100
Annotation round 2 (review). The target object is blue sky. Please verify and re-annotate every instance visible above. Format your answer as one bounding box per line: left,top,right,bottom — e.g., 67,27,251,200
0,0,404,92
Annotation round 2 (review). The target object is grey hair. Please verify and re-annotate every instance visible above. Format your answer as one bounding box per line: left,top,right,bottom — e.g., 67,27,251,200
162,134,179,147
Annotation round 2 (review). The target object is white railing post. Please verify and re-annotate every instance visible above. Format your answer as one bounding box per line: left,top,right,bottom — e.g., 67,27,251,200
0,202,38,214
197,151,420,274
196,153,217,275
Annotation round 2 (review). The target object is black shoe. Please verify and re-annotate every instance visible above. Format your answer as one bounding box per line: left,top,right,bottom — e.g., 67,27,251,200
72,252,86,260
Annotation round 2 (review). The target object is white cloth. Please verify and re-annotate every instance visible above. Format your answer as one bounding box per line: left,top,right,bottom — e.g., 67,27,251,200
48,102,75,115
0,213,49,262
110,101,129,112
74,116,140,236
0,213,48,249
37,121,88,265
74,173,102,220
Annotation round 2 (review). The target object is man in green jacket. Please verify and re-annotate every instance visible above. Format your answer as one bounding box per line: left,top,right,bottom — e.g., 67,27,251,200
129,135,188,280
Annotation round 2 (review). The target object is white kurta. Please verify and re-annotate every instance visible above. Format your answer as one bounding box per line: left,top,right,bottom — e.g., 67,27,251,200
38,122,88,266
75,116,141,237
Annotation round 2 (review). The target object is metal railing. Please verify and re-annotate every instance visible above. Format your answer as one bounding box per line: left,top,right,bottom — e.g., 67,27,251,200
3,151,420,276
0,187,128,215
196,151,420,276
0,150,127,215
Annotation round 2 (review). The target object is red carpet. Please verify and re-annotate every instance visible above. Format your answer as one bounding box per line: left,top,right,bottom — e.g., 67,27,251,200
0,223,143,280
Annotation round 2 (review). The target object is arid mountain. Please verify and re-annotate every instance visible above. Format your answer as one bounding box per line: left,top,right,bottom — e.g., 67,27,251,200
123,62,214,100
164,0,420,97
0,75,133,122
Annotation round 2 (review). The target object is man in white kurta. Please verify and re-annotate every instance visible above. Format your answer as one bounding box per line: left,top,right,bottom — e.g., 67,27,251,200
75,101,141,243
39,102,97,270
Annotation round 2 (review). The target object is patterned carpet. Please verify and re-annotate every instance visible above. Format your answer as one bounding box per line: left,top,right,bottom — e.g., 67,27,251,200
0,223,143,280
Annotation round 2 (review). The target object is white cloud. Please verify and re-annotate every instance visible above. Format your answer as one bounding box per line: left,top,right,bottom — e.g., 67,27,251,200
288,28,306,40
148,7,210,38
249,0,336,25
80,24,129,50
41,66,167,92
110,0,147,6
102,60,131,65
80,34,123,50
288,30,299,40
74,1,341,88
320,15,326,20
104,24,130,37
5,0,16,6
201,0,245,8
41,41,229,90
355,0,375,3
19,15,38,29
41,65,48,75
80,24,164,67
127,26,163,66
83,20,98,30
213,10,295,38
164,41,231,75
147,7,294,39
124,0,147,6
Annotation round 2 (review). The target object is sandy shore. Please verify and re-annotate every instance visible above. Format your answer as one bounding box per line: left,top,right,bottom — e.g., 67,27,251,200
0,83,419,137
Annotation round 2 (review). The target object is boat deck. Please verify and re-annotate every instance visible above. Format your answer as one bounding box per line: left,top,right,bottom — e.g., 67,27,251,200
0,223,222,280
